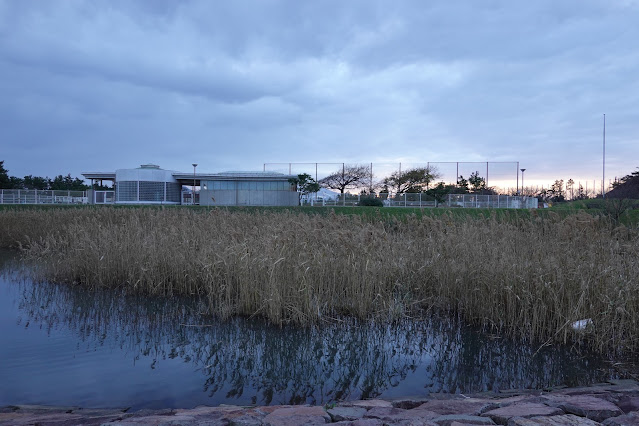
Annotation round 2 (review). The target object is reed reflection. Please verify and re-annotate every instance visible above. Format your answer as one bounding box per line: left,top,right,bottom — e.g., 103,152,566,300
12,277,615,406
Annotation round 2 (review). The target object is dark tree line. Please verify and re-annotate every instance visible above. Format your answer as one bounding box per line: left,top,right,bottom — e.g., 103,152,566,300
0,160,89,191
608,168,639,199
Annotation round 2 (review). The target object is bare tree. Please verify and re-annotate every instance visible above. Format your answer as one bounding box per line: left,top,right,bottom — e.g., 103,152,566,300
319,164,372,194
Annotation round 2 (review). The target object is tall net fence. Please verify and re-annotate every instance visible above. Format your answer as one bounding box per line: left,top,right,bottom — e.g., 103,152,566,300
264,162,521,194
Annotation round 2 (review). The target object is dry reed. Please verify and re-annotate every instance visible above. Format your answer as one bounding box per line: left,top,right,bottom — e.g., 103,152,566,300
1,207,638,355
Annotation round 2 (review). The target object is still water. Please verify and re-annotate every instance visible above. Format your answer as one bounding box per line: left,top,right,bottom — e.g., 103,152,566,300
0,253,619,410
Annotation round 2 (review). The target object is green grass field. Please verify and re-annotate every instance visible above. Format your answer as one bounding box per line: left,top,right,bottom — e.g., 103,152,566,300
2,199,637,224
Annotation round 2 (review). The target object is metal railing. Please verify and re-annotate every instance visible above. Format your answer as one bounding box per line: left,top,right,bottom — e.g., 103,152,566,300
94,191,115,204
181,193,200,205
0,189,89,205
303,193,538,209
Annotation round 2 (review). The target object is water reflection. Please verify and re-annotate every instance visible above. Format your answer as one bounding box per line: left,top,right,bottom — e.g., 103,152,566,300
1,266,617,409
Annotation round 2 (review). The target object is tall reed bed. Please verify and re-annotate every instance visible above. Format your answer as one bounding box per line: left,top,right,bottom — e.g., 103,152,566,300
1,207,638,355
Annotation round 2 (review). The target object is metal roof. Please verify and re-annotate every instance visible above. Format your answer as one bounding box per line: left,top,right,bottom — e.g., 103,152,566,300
172,171,295,181
82,172,116,180
83,169,295,182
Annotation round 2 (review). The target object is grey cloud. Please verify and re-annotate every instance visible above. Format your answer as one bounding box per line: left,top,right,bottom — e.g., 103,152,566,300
0,0,638,186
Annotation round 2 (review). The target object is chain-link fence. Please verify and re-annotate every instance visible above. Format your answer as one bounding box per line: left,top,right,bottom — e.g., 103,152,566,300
0,189,88,205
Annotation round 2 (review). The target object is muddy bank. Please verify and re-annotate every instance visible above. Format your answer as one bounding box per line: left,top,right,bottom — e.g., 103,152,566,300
3,380,639,425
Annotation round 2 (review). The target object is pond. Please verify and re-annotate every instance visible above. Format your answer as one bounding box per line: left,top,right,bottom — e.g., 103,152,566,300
0,252,621,411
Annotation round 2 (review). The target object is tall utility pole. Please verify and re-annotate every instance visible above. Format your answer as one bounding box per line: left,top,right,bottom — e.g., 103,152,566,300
520,169,526,195
603,113,606,199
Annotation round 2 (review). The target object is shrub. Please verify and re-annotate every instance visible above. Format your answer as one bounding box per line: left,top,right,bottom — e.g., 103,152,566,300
358,197,383,207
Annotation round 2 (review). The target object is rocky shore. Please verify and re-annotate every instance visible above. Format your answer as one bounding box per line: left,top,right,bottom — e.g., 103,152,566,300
3,380,639,425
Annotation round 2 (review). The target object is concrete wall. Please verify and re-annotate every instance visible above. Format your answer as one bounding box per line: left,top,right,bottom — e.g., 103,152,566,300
199,188,298,206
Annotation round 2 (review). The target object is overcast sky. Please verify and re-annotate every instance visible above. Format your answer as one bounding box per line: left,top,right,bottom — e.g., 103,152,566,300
1,0,637,190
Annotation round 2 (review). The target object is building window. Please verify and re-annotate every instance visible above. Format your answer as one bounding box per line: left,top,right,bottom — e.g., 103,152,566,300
204,180,292,191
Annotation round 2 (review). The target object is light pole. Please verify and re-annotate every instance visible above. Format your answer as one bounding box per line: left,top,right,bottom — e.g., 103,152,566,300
192,163,198,205
520,169,526,195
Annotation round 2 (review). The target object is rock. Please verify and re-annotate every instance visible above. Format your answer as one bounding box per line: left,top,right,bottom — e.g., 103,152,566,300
603,411,639,426
228,414,265,426
364,406,409,418
364,406,439,424
556,385,612,396
256,405,293,415
507,414,600,425
555,395,624,422
347,400,394,409
225,408,268,426
431,414,496,425
115,414,208,425
0,412,87,425
417,398,494,416
392,398,431,409
128,408,175,417
481,403,563,424
491,396,551,406
617,396,639,413
607,379,639,388
348,420,385,426
327,406,368,422
263,406,330,425
7,404,80,413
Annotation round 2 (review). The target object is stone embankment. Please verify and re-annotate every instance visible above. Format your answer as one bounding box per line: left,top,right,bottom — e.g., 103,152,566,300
3,380,639,425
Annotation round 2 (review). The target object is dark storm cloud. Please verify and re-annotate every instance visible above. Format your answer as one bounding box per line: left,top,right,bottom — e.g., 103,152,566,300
0,0,638,188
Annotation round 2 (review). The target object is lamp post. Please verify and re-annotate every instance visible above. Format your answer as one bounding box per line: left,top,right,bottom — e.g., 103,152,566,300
192,163,198,205
520,169,526,195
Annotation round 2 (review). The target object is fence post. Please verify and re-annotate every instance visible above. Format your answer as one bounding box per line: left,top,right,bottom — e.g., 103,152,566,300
419,192,422,208
404,193,407,207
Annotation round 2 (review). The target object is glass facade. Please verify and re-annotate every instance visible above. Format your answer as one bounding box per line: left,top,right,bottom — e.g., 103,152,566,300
166,183,181,202
139,182,164,202
117,181,138,202
116,181,181,203
206,180,292,191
